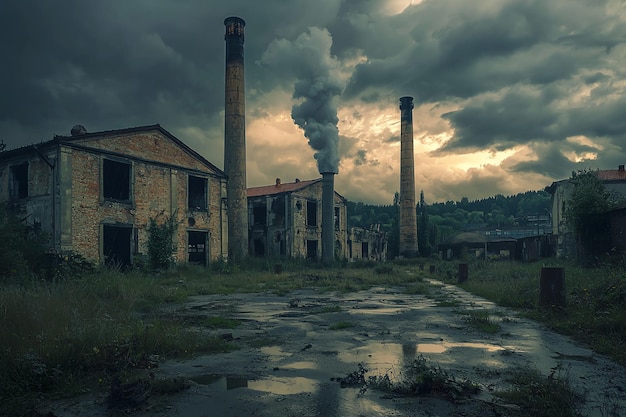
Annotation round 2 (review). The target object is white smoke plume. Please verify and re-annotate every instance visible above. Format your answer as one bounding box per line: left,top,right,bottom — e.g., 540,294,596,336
261,27,344,174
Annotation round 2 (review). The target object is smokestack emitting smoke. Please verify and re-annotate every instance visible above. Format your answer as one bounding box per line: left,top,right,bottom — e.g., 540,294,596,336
260,28,343,263
273,28,342,263
399,96,419,258
224,16,248,261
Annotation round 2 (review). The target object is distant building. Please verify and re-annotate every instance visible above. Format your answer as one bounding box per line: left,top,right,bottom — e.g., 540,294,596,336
348,225,387,261
0,125,228,267
247,178,348,260
247,178,386,261
438,232,516,261
546,165,626,257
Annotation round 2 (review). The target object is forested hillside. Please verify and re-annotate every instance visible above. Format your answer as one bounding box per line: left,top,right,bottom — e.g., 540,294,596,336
347,189,551,257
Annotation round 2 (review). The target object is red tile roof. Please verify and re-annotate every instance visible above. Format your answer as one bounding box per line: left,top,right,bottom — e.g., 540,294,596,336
247,178,321,197
597,167,626,181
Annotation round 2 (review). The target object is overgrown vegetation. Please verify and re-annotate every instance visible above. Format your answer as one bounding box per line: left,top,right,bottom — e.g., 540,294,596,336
147,211,179,270
335,355,480,401
440,259,626,366
0,203,94,283
0,270,234,416
565,170,625,262
462,309,500,333
495,366,583,417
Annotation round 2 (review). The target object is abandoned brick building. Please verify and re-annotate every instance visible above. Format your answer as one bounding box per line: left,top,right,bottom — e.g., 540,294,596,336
0,124,228,267
546,165,626,257
247,178,349,260
1,124,388,266
247,178,387,261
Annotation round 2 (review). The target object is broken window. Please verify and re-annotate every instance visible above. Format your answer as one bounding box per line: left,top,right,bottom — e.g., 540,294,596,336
9,162,28,199
103,159,131,202
334,206,340,230
188,231,208,266
252,204,266,225
188,175,208,211
306,200,317,226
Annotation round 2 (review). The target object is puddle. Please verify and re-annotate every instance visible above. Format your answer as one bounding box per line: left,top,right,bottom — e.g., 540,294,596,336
349,306,410,315
282,361,318,370
190,374,318,395
338,341,510,369
417,343,447,353
260,345,289,358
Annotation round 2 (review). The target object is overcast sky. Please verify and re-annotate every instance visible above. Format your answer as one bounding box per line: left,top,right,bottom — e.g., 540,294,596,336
2,0,625,205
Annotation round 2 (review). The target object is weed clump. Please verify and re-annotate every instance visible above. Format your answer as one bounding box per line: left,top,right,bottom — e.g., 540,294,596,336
495,365,583,417
334,355,480,401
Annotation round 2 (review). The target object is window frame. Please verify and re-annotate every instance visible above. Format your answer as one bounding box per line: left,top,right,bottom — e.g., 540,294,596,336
9,162,29,199
187,175,208,212
101,157,133,204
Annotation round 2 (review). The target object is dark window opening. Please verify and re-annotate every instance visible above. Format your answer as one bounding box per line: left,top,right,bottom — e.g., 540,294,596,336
103,225,132,268
306,201,317,226
253,238,265,257
334,206,340,230
253,205,266,225
188,176,207,211
362,242,369,260
188,231,208,266
306,239,318,260
10,163,28,199
271,196,286,226
103,159,130,201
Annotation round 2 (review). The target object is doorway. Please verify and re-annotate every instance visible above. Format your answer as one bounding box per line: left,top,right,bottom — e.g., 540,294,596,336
188,231,208,266
103,224,132,268
306,239,318,260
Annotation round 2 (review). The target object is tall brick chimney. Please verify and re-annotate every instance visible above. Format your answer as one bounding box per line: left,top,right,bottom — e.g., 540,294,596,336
224,16,248,261
321,172,335,264
399,96,418,258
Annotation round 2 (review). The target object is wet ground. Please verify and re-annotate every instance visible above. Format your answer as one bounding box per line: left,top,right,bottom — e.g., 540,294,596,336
45,279,626,416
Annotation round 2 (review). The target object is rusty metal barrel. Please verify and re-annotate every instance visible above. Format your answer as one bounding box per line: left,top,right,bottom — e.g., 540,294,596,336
540,267,565,307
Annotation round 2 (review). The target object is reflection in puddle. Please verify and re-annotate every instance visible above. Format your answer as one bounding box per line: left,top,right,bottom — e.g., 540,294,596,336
190,374,318,395
260,345,288,358
418,342,507,354
417,343,447,353
339,341,509,369
283,361,317,370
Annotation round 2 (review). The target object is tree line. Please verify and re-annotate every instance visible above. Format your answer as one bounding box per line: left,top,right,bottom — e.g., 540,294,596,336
347,189,552,258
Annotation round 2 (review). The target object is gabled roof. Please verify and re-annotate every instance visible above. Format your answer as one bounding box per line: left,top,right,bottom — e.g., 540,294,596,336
0,124,225,177
247,179,321,198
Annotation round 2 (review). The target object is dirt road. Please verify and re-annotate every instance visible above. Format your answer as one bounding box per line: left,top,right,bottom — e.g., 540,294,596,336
45,279,626,416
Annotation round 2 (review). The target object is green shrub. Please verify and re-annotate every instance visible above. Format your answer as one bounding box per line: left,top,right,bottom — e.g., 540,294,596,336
147,212,179,270
0,203,48,282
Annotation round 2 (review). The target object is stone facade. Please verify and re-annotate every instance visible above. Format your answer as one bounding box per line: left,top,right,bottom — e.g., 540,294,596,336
0,125,228,267
247,179,349,260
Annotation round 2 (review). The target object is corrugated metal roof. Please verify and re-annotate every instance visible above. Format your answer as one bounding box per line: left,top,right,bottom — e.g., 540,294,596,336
247,178,321,197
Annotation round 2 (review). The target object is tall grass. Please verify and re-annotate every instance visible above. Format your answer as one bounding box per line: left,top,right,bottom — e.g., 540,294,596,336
1,259,429,415
0,269,233,416
438,259,626,366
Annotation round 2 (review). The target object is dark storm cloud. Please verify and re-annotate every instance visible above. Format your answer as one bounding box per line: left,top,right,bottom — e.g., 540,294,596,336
344,0,626,103
2,0,626,203
438,87,560,153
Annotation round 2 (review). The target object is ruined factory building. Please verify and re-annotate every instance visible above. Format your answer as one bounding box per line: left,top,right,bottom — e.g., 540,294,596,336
247,178,386,262
247,178,348,260
0,124,228,268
